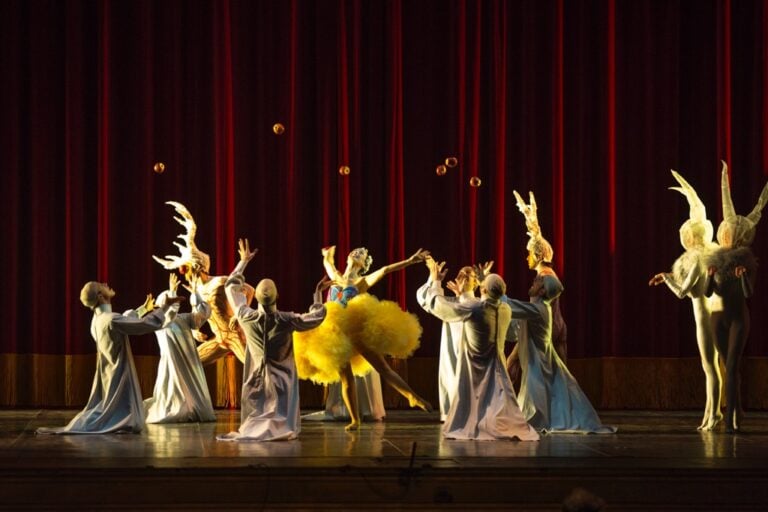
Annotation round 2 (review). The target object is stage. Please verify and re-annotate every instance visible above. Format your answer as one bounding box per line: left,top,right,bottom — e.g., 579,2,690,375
2,410,768,510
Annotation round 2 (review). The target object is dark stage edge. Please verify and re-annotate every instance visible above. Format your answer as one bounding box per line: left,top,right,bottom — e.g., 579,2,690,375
2,410,768,511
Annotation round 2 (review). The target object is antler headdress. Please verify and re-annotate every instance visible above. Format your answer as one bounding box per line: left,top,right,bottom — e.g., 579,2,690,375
717,161,768,248
669,170,714,249
513,190,554,264
152,201,211,274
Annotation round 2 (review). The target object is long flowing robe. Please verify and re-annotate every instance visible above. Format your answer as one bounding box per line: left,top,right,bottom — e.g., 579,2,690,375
37,304,171,434
504,274,615,434
217,273,326,442
418,279,539,441
144,291,216,423
417,286,477,421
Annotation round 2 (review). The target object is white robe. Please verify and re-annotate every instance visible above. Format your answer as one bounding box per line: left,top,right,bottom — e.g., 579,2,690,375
503,280,615,433
217,273,327,442
144,291,216,424
418,280,539,441
417,287,477,421
37,304,171,434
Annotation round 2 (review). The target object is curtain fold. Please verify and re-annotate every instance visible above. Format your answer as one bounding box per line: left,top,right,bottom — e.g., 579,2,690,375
3,0,768,405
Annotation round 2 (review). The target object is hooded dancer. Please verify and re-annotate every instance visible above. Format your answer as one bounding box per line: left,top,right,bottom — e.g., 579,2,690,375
649,170,723,430
705,163,768,432
37,283,182,434
144,273,216,424
217,239,327,441
418,258,539,441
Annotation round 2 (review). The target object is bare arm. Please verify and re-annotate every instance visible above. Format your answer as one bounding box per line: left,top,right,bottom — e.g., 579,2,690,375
322,246,345,283
361,248,430,290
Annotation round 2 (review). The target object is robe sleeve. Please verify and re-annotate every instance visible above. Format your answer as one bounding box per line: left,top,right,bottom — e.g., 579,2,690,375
663,262,700,299
420,279,474,323
282,303,327,332
187,291,212,329
111,308,168,336
500,295,542,321
225,271,261,323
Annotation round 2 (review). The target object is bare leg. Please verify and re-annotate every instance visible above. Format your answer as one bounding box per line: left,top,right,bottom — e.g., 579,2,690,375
693,304,722,430
724,319,748,433
339,365,360,431
354,344,432,412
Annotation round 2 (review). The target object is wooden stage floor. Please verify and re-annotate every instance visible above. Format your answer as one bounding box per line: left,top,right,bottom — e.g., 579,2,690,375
2,409,768,510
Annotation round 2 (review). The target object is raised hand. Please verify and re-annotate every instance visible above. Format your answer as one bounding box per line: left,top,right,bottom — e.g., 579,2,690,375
141,294,156,312
237,238,258,263
321,245,336,258
446,280,461,297
169,273,180,294
425,256,446,282
408,248,431,264
648,273,666,286
474,260,494,281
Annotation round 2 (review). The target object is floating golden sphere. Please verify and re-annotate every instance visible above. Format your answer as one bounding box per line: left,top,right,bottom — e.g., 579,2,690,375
436,164,447,176
469,176,482,187
445,157,458,168
153,162,165,174
339,165,351,176
272,123,285,135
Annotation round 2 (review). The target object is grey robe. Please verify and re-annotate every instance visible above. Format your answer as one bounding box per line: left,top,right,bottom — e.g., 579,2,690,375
37,304,171,434
503,275,615,433
419,279,539,441
144,291,216,423
217,273,326,442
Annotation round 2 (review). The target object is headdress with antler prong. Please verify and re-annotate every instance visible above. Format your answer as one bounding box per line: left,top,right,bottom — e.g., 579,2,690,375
669,170,714,249
513,190,554,264
153,201,211,274
717,161,768,248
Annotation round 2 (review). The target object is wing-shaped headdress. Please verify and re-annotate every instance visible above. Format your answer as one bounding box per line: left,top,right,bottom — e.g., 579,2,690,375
152,201,211,274
513,190,553,263
669,170,714,249
717,161,768,248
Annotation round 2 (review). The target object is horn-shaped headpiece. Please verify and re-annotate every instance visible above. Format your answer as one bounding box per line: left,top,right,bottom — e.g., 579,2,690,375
717,161,768,248
513,190,554,264
669,170,713,249
152,201,211,274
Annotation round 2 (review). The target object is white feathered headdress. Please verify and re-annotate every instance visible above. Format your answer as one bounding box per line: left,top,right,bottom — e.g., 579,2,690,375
513,190,553,264
717,161,768,248
152,201,211,274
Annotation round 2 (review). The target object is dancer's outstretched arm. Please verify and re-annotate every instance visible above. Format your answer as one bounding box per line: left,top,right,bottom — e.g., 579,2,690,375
362,248,430,289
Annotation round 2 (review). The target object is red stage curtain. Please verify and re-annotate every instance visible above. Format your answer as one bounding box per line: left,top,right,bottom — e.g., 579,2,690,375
2,0,768,404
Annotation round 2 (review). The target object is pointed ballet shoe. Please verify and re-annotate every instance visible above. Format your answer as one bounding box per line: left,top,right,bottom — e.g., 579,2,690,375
345,421,361,432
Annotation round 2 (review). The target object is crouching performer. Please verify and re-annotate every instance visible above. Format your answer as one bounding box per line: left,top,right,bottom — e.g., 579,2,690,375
418,257,539,441
38,282,182,434
217,239,327,441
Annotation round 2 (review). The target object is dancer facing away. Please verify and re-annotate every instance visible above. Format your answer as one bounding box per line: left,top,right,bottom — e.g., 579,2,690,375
704,163,768,433
144,273,216,424
418,257,539,441
416,262,491,421
37,283,182,434
293,245,433,431
506,191,614,433
649,170,723,430
218,239,327,441
154,201,255,406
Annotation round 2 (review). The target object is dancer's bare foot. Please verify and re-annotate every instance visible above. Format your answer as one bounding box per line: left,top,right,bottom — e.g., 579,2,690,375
698,411,723,431
408,395,433,413
345,421,361,431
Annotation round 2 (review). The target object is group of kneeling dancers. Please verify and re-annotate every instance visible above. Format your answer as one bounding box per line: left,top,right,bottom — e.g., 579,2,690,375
38,162,767,440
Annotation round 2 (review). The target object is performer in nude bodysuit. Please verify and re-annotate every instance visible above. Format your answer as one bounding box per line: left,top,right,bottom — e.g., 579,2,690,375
153,201,255,406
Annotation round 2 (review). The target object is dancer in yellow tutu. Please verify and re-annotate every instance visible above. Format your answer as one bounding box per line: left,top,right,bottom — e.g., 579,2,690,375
294,245,433,430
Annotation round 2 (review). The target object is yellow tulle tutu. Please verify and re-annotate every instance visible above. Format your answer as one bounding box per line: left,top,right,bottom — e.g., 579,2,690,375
293,293,422,384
